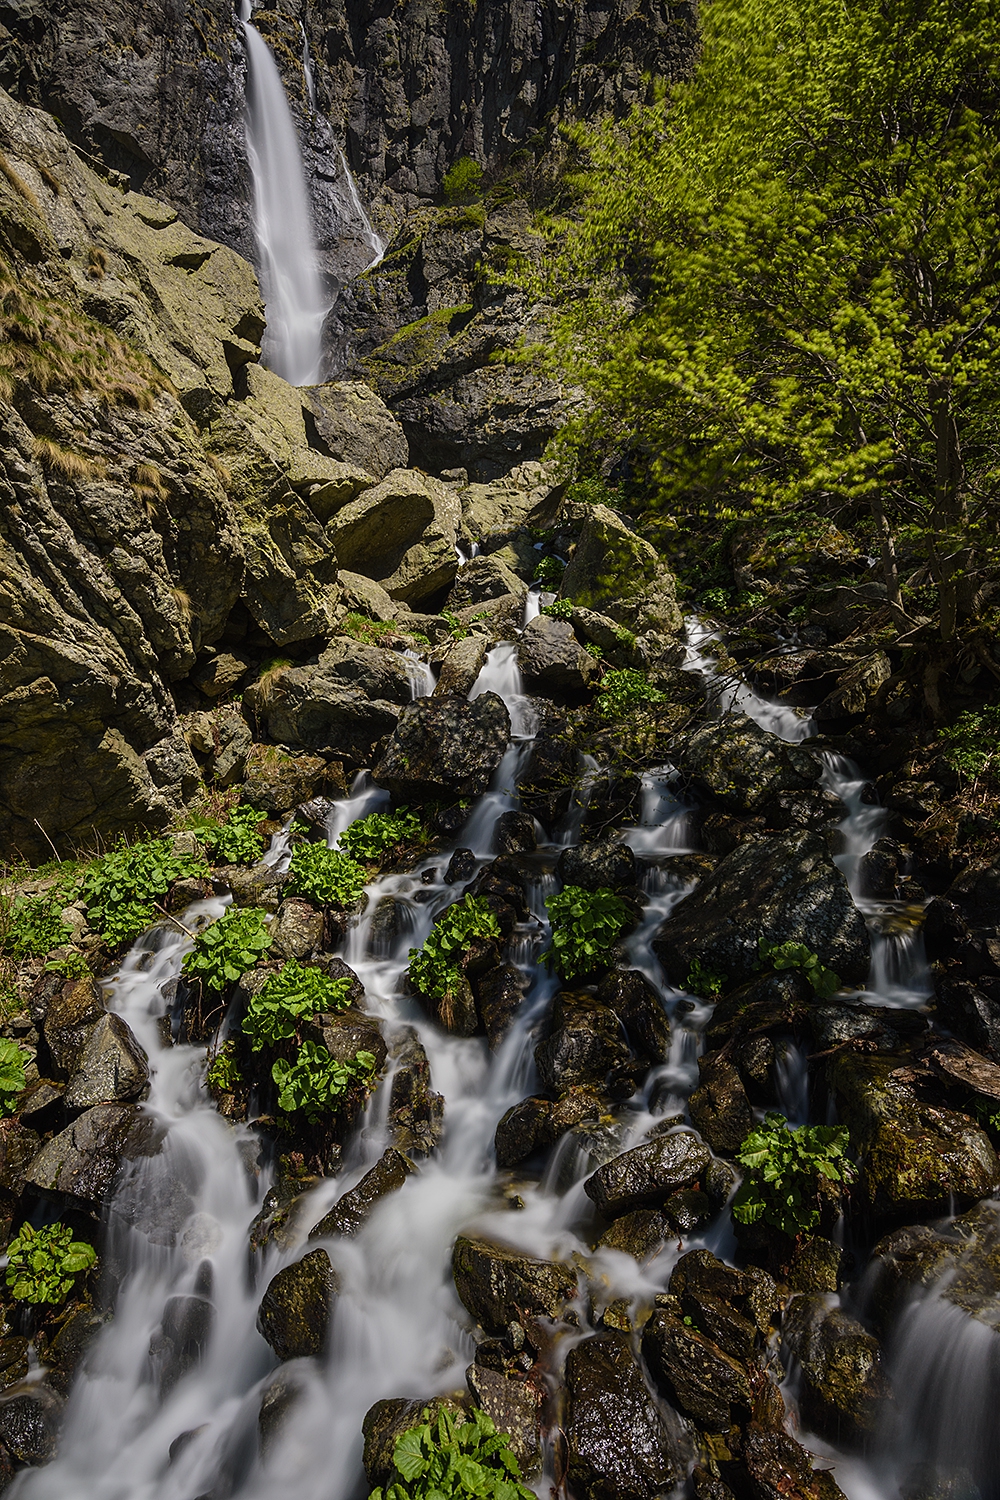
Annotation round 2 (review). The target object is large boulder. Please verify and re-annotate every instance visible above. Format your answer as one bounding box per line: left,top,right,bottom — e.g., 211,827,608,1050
679,715,821,814
654,830,870,988
564,1331,683,1500
782,1295,888,1444
451,1235,576,1333
584,1132,711,1219
0,1382,63,1465
27,1104,160,1204
688,1052,754,1156
559,505,682,636
446,556,527,611
374,692,511,800
256,1248,338,1360
43,977,106,1076
328,469,461,607
63,1013,149,1108
517,615,600,697
641,1307,752,1432
303,382,409,482
465,1365,541,1472
558,840,636,892
596,971,670,1065
308,1149,415,1240
244,672,401,764
534,992,632,1095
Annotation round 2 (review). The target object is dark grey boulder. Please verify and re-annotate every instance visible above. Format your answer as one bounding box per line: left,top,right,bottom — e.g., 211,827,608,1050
688,1052,753,1156
642,1307,752,1431
374,692,511,801
41,1306,106,1396
451,1235,576,1333
63,1013,148,1109
256,1248,338,1361
740,1423,849,1500
494,1097,554,1169
308,1148,415,1240
476,963,526,1051
244,669,402,763
493,811,537,855
43,977,105,1076
596,970,670,1064
534,992,632,1095
447,556,527,611
465,1364,541,1473
0,1382,63,1465
557,840,635,891
153,1294,215,1392
387,1029,445,1158
596,1209,670,1263
679,713,819,813
782,1294,888,1444
584,1132,710,1219
564,1331,683,1500
27,1103,161,1204
517,615,600,697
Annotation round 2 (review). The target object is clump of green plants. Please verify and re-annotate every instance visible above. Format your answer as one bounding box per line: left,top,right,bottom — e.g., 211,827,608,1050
0,885,74,959
940,704,1000,780
81,839,208,946
583,642,604,661
242,961,353,1051
732,1113,854,1238
206,1041,243,1093
0,1039,27,1114
441,609,469,641
370,1405,534,1500
289,844,368,908
758,939,840,998
542,885,630,980
684,958,727,998
5,1222,97,1305
442,156,484,201
44,952,90,979
338,809,425,864
197,805,268,866
341,613,399,646
541,598,574,621
272,1040,377,1123
408,897,501,1000
595,669,668,719
182,907,273,992
533,554,566,586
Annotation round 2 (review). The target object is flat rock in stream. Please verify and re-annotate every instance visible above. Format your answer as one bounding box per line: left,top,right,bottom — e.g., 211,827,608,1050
256,1248,338,1361
373,692,511,801
584,1132,710,1219
451,1235,576,1333
564,1330,685,1500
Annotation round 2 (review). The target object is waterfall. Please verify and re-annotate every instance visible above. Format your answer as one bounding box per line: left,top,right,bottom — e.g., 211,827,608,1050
240,0,327,385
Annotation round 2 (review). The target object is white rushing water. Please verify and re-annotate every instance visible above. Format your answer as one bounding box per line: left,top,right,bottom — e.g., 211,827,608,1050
241,0,327,384
683,616,816,743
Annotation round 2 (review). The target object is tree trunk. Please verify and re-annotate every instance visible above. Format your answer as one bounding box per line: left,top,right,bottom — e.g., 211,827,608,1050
930,383,967,642
869,495,907,625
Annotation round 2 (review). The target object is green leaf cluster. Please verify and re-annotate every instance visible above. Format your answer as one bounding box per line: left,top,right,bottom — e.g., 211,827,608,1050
182,906,273,993
684,958,727,998
289,844,367,908
371,1405,534,1500
541,598,574,621
940,704,1000,779
732,1112,854,1237
542,885,630,980
272,1039,377,1123
408,896,501,1000
197,805,268,866
0,1039,27,1115
5,1222,97,1305
0,885,75,960
595,669,667,719
242,961,353,1051
206,1042,243,1093
758,939,840,998
443,157,484,201
533,554,566,585
338,809,425,864
81,840,208,946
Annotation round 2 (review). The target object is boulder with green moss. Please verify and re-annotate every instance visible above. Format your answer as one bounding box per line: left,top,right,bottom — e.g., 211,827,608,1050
559,504,682,636
328,469,462,607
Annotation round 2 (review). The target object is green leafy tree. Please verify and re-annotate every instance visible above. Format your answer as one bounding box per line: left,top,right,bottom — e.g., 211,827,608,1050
408,897,501,1000
242,961,353,1050
370,1405,534,1500
6,1222,97,1305
81,840,208,946
289,844,368,908
272,1040,377,1123
732,1112,854,1237
542,885,630,980
182,907,273,992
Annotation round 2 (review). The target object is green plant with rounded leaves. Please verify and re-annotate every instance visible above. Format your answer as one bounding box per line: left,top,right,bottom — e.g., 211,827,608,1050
0,1040,27,1115
197,805,268,865
182,907,273,992
542,885,630,980
5,1222,97,1305
370,1405,534,1500
0,886,75,960
81,839,208,946
242,961,353,1051
758,939,840,998
338,809,425,865
408,896,501,1000
684,958,727,998
206,1042,243,1093
272,1040,377,1123
289,844,368,908
595,669,668,719
541,598,574,621
44,952,90,979
533,554,566,585
732,1112,854,1237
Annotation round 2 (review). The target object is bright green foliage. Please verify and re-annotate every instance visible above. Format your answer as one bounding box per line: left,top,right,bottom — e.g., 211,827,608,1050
940,704,1000,779
206,1043,243,1092
541,599,574,621
370,1405,534,1500
197,805,268,866
443,157,484,201
595,669,667,719
441,609,469,641
1,886,74,959
338,809,424,864
732,1112,854,1237
289,843,368,908
272,1040,377,1122
408,897,501,1000
533,554,566,585
5,1222,97,1305
182,907,273,992
0,1040,27,1115
758,939,841,999
81,840,208,946
543,885,630,980
583,642,604,661
44,952,90,979
684,958,727,999
242,961,353,1051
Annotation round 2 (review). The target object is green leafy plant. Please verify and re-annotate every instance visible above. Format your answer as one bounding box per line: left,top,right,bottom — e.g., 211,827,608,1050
758,939,841,998
442,156,484,201
541,598,574,621
0,887,74,959
583,642,604,661
595,669,668,719
338,809,425,864
940,704,1000,779
242,961,353,1051
81,839,208,946
441,609,469,641
370,1405,534,1500
533,554,566,585
613,625,637,649
44,952,90,979
206,1042,243,1092
684,958,727,998
732,1112,854,1237
5,1222,97,1305
289,844,368,908
182,906,273,992
542,885,630,980
272,1040,377,1123
0,1039,27,1115
408,897,501,1000
197,805,268,865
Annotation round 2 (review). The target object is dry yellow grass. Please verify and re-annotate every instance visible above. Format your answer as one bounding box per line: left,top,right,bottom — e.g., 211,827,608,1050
169,586,193,623
86,246,108,280
0,151,40,213
31,436,107,481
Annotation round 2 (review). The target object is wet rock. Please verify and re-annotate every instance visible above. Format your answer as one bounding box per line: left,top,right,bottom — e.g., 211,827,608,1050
63,1013,148,1109
564,1330,683,1500
0,1121,41,1199
451,1235,576,1334
153,1294,215,1392
867,1225,961,1331
807,1004,900,1053
681,715,820,814
308,1149,415,1240
688,1052,754,1156
270,900,325,960
465,1364,541,1472
0,1340,27,1396
328,469,461,606
43,977,105,1076
27,1103,159,1204
304,1009,388,1076
557,840,635,892
303,382,408,482
559,504,682,636
934,977,1000,1061
374,692,511,802
739,1423,848,1500
256,1248,338,1361
596,970,670,1065
672,1268,757,1363
782,1294,888,1444
361,1396,469,1486
597,1209,670,1263
495,1097,554,1169
663,1189,713,1234
444,848,478,885
493,812,537,855
655,830,869,988
387,1029,445,1158
435,636,488,696
0,1382,63,1465
584,1132,711,1219
447,556,527,611
787,1237,846,1293
519,731,578,825
534,992,632,1094
242,750,336,815
258,1365,313,1453
705,1157,738,1210
517,615,601,696
475,964,527,1051
642,1307,752,1431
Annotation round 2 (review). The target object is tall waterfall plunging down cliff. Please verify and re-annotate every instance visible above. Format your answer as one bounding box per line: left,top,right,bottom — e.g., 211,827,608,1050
240,0,327,385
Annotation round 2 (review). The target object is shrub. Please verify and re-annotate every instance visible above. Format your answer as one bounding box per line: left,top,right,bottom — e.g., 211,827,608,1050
940,704,1000,779
408,896,501,1000
182,907,273,992
533,554,566,585
541,598,574,621
732,1112,854,1237
0,1040,27,1114
595,669,667,719
0,887,73,959
44,952,90,979
442,157,484,201
370,1405,534,1500
81,839,208,946
338,809,424,864
758,939,840,998
5,1222,97,1305
543,885,630,980
272,1040,377,1123
242,961,353,1051
288,844,368,908
206,1042,243,1093
198,805,268,865
684,958,727,998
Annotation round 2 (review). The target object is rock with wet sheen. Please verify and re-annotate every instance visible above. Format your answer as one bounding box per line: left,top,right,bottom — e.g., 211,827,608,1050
596,1209,670,1263
43,977,106,1076
782,1294,888,1444
584,1132,711,1219
688,1051,753,1156
596,969,670,1064
387,1029,445,1158
494,1097,554,1169
63,1013,149,1109
642,1307,752,1431
452,1235,576,1333
534,992,632,1095
564,1330,683,1500
0,1382,63,1465
465,1364,541,1472
27,1104,161,1204
374,692,511,801
308,1149,415,1240
557,840,636,892
256,1248,339,1361
475,963,527,1051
